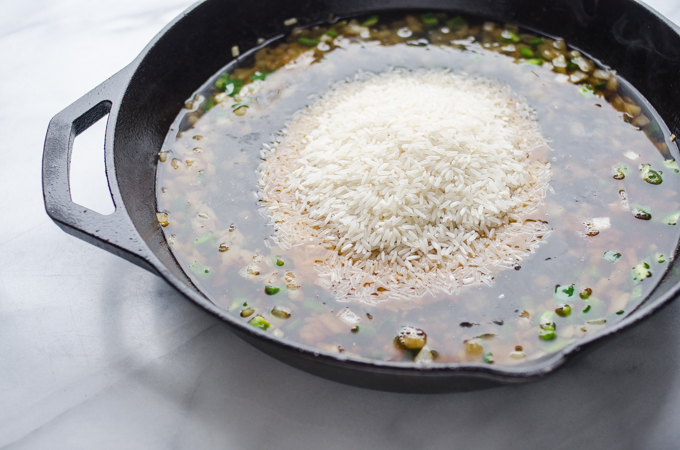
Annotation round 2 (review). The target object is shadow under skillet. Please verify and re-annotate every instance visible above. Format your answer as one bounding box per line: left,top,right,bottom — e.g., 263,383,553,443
76,268,680,450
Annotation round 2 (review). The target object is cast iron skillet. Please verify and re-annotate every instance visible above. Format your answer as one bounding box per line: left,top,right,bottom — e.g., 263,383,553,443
42,0,680,392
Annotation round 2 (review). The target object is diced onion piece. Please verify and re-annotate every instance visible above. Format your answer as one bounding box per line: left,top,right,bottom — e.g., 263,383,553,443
398,326,427,350
586,318,606,325
272,328,284,337
591,217,611,231
624,151,640,161
569,71,588,84
336,307,361,326
271,306,291,319
414,345,435,364
632,115,650,128
592,69,610,79
156,212,169,227
583,217,610,236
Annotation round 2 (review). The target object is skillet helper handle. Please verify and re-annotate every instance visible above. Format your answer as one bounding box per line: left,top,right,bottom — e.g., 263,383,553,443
42,70,158,274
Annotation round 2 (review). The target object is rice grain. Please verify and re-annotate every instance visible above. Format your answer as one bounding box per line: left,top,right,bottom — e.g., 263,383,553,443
259,68,552,302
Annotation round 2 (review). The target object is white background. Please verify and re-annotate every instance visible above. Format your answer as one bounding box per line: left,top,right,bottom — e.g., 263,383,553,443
2,1,680,448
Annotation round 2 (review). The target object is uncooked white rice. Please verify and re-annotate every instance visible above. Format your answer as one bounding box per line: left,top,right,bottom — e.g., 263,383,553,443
259,68,552,303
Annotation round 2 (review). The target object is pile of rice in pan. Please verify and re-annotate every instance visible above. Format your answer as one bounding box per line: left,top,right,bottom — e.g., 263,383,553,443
259,68,552,303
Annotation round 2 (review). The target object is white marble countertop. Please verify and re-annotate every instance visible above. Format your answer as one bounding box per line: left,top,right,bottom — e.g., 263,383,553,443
4,1,680,448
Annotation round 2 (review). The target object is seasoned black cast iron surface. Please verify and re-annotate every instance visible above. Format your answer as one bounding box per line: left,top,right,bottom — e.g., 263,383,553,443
43,0,680,392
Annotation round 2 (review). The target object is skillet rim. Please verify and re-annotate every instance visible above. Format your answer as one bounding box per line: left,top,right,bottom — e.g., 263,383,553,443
48,0,680,389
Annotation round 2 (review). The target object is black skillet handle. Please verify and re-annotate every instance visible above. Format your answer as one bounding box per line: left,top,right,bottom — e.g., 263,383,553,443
42,69,158,274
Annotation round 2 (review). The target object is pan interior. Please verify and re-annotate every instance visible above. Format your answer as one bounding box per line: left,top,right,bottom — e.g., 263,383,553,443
151,10,680,369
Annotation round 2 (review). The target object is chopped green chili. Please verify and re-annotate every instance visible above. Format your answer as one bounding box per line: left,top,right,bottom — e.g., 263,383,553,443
663,159,679,171
525,58,543,66
539,327,557,341
583,305,592,313
501,30,521,43
663,211,680,225
529,38,544,45
203,97,215,112
228,298,243,312
603,250,621,264
554,284,575,302
251,72,267,81
226,79,243,96
215,77,243,96
264,285,280,295
361,15,379,27
645,170,663,185
249,315,270,330
555,304,572,317
539,330,557,341
276,258,285,266
483,351,495,364
579,288,592,299
519,47,534,58
641,164,663,185
446,16,467,32
420,13,438,27
631,261,652,283
188,261,212,280
632,206,652,220
325,29,338,37
613,163,631,179
297,37,319,46
194,233,214,246
214,74,229,90
579,86,596,98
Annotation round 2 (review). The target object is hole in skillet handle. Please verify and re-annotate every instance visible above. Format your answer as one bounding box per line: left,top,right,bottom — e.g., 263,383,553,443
69,113,115,215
